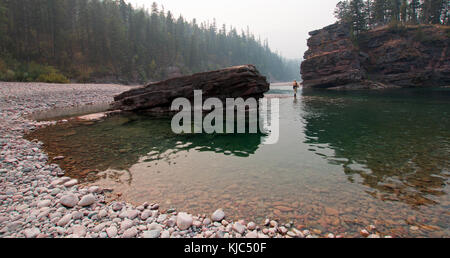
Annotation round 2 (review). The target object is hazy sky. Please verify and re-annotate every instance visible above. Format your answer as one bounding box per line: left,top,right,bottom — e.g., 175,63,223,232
128,0,340,60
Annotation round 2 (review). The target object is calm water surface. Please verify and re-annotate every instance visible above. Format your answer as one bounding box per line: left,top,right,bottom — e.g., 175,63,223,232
26,86,450,237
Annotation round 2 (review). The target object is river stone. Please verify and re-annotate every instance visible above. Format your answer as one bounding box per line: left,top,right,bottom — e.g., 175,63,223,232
98,209,107,218
143,230,160,238
176,212,193,230
232,222,246,235
166,217,177,227
59,194,79,208
246,230,258,238
88,186,101,193
126,210,139,220
211,209,225,222
93,223,106,233
193,220,202,227
78,194,95,207
360,229,370,237
157,214,167,223
7,221,23,231
63,179,78,187
121,219,134,231
78,113,107,121
140,210,152,220
161,230,170,238
50,188,61,196
106,226,118,238
37,199,52,208
112,202,123,211
123,227,138,238
0,216,8,224
278,226,288,235
148,223,163,232
72,225,87,237
57,214,72,227
247,222,256,230
23,228,40,238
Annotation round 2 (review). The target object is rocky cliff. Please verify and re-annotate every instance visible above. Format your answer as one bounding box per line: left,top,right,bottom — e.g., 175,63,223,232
301,23,450,89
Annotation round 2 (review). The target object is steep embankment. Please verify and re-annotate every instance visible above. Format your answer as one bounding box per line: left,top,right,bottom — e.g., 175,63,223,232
301,23,450,89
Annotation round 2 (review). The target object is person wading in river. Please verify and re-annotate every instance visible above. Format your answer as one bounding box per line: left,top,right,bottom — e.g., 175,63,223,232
293,80,299,98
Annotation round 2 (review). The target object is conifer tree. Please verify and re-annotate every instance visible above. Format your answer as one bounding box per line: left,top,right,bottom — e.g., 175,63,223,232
409,0,421,24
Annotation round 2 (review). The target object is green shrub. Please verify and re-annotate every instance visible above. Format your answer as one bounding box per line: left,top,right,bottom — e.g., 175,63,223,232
0,69,16,81
37,72,69,83
0,59,69,83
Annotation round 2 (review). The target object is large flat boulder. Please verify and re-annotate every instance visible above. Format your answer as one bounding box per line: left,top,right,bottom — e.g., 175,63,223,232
111,65,270,112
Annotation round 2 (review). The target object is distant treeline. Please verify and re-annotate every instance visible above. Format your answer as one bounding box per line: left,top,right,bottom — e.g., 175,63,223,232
335,0,449,35
0,0,299,83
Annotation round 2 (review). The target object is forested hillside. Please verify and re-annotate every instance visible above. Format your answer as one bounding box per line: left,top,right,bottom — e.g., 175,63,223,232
335,0,449,35
0,0,299,84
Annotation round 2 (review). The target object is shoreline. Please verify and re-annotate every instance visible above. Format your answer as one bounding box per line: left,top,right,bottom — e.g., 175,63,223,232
0,82,384,238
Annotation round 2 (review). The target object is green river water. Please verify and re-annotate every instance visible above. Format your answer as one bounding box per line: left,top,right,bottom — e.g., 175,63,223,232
26,85,450,237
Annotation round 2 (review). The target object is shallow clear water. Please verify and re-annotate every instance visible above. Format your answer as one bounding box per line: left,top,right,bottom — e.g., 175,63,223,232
26,86,450,237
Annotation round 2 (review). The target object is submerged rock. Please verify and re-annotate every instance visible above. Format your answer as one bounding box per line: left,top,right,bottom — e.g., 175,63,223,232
77,112,107,121
111,65,270,112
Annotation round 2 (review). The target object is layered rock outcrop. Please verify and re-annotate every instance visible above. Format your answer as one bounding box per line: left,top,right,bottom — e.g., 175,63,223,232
111,65,270,112
301,23,450,89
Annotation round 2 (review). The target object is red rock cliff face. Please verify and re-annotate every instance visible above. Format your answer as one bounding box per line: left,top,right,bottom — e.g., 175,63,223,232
301,23,450,89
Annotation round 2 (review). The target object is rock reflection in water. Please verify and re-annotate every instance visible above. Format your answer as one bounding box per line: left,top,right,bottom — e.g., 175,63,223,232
301,89,450,207
26,113,264,182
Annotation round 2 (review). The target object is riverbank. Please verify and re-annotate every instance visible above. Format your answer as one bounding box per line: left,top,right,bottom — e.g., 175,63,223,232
0,82,384,238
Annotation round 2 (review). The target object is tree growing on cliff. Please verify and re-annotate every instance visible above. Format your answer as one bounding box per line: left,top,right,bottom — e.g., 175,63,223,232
335,0,448,28
335,1,353,23
400,0,408,23
335,0,368,35
428,0,448,24
421,0,444,24
444,1,450,25
409,0,421,24
351,0,369,34
389,0,402,22
373,0,389,25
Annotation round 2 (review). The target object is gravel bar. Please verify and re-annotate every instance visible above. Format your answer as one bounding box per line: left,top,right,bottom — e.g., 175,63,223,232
0,82,384,238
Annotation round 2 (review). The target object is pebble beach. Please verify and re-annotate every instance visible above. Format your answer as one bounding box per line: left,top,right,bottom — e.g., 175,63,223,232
0,82,384,238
